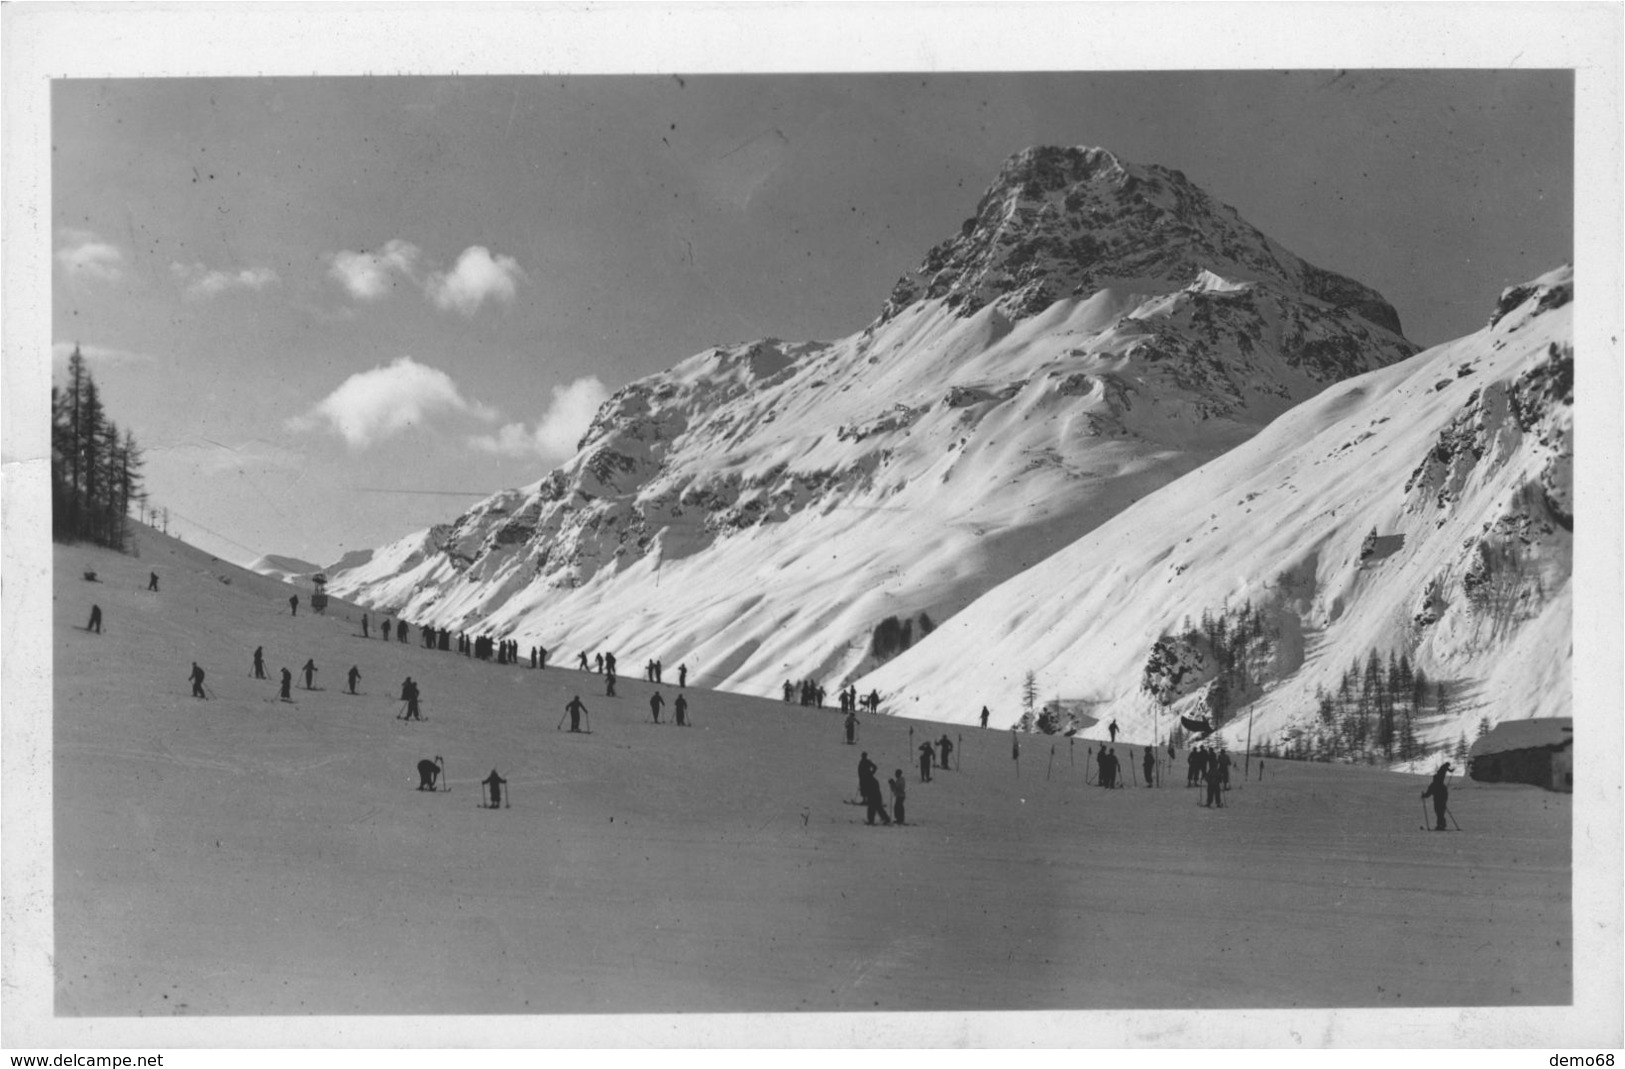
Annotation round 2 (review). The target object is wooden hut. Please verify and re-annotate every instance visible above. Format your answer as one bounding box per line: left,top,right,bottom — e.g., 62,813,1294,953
1468,718,1573,792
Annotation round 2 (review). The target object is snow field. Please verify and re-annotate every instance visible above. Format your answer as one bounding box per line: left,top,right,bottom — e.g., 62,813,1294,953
54,532,1569,1016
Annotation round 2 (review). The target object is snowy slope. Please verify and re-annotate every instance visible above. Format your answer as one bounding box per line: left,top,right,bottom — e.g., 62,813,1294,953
49,531,1573,1022
860,267,1574,756
328,147,1415,698
248,553,323,583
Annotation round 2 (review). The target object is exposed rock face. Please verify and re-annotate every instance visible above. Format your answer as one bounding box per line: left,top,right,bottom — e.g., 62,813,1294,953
328,146,1417,700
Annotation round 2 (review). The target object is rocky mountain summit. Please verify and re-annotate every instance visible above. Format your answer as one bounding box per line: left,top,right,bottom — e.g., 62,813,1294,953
328,146,1419,704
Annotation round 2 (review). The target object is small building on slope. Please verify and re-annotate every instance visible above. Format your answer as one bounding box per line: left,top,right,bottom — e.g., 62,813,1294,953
1468,717,1573,792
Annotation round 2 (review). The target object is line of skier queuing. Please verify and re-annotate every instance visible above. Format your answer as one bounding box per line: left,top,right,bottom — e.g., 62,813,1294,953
95,580,1465,827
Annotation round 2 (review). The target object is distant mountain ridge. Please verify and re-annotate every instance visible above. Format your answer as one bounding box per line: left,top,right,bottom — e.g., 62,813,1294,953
327,145,1418,712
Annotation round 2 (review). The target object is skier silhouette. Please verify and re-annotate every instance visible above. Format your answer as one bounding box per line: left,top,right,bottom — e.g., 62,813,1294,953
252,646,266,679
86,604,102,633
400,677,421,720
188,662,207,699
650,691,665,723
674,693,689,727
1422,763,1453,831
678,663,687,688
918,741,934,782
938,734,954,771
844,710,858,745
289,594,298,616
416,757,443,791
147,571,159,592
1108,719,1119,743
483,769,507,809
858,752,890,825
279,667,293,702
302,658,317,690
889,769,907,825
566,695,588,733
980,706,990,729
347,666,361,695
362,613,369,639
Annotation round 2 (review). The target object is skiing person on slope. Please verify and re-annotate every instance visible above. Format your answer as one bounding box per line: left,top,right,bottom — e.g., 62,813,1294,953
980,706,990,729
416,757,443,791
674,692,689,727
844,709,858,745
253,646,266,680
918,740,935,783
889,769,907,826
289,594,298,616
302,658,317,690
189,662,207,699
279,667,293,702
565,695,588,733
1108,718,1119,743
1422,763,1453,831
649,691,665,723
483,769,507,809
858,752,890,826
347,665,361,695
938,734,954,771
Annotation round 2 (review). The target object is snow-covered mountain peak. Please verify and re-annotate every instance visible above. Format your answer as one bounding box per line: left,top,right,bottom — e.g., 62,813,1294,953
878,145,1407,337
328,150,1422,709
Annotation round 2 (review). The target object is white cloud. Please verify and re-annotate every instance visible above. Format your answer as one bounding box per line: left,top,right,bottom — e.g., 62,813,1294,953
468,376,609,460
55,228,125,282
426,246,526,316
287,355,497,449
327,239,421,301
171,261,281,300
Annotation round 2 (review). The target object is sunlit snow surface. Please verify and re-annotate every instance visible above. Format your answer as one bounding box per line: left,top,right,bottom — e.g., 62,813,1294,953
55,532,1569,1015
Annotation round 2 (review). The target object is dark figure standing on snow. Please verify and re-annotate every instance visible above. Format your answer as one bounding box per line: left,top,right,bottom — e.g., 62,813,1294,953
938,734,954,771
980,706,990,729
289,594,298,616
1422,763,1453,831
578,651,590,671
279,667,293,701
595,653,604,674
649,691,665,723
1187,749,1203,787
401,677,421,721
396,620,407,643
844,710,858,745
918,741,934,783
1108,718,1119,743
87,604,102,633
678,663,687,688
566,695,588,733
858,752,890,826
605,672,617,697
483,769,507,809
253,646,266,679
889,770,907,826
1096,747,1110,788
302,658,317,690
189,662,207,699
382,618,391,641
362,613,369,639
148,571,159,592
1203,756,1225,808
1143,746,1155,787
416,757,443,791
1258,760,1265,782
674,693,688,727
783,680,794,703
347,666,361,695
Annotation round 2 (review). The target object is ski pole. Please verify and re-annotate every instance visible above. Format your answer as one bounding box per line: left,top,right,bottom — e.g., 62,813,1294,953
1421,798,1430,829
556,708,568,731
1446,806,1460,831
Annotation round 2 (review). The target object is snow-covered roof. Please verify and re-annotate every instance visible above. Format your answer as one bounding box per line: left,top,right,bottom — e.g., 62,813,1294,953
1470,718,1573,758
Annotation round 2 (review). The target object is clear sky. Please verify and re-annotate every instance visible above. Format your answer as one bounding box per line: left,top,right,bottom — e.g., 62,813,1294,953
50,69,1572,567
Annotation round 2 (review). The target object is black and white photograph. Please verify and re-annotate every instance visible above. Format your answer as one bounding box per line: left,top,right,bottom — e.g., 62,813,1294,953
3,2,1620,1057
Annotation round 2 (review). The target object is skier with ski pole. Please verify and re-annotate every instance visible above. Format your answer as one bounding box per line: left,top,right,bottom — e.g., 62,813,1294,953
482,769,508,809
564,695,589,733
1421,762,1454,831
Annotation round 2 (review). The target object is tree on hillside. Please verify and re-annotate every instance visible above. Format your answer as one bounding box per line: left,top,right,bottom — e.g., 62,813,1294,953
1019,670,1038,732
51,345,145,552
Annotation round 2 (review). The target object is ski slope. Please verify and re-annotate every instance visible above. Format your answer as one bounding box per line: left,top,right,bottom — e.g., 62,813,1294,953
49,531,1572,1024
